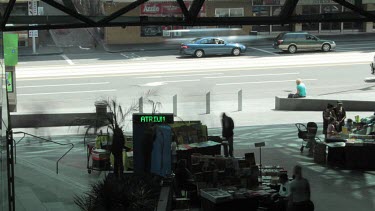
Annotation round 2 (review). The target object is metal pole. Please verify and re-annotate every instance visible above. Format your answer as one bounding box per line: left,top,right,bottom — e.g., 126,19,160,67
173,94,177,117
206,91,210,114
32,0,37,54
238,89,242,111
259,147,262,184
139,97,143,113
32,36,36,54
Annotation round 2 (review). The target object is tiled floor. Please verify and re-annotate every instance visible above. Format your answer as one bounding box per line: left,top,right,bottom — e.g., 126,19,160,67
11,124,375,211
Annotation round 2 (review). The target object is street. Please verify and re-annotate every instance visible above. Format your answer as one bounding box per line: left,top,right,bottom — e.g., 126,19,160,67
14,38,375,127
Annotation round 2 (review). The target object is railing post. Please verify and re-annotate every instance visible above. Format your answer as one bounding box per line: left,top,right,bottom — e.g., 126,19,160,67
139,97,143,113
173,94,177,117
238,89,242,111
206,92,210,114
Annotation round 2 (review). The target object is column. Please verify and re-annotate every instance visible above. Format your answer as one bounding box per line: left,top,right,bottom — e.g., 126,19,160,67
293,5,303,32
363,4,374,32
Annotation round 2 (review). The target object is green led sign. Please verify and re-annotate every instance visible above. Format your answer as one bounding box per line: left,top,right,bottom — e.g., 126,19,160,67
133,113,174,124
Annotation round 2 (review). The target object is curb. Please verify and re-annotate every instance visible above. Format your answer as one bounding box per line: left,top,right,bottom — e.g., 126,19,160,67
19,51,64,57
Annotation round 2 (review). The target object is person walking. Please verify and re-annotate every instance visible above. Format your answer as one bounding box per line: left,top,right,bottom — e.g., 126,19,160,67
288,165,314,211
334,101,346,132
221,113,235,157
111,125,125,178
288,79,306,98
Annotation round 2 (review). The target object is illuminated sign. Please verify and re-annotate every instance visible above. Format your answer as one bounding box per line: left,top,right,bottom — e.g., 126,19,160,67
133,113,174,124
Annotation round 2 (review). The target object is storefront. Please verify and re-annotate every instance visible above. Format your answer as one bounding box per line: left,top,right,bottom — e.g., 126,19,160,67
251,0,292,34
207,0,252,36
103,0,251,44
299,0,363,33
103,0,207,44
251,0,372,34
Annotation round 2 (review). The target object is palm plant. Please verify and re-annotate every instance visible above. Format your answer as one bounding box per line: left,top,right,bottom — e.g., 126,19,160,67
143,89,162,114
74,174,162,211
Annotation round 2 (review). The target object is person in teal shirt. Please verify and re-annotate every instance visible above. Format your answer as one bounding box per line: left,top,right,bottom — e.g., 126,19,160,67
288,79,306,98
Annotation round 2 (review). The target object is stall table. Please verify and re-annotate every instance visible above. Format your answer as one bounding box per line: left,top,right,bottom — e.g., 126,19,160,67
177,141,222,168
321,139,375,169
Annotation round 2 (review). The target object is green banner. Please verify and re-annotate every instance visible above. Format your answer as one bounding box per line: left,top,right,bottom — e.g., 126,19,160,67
3,33,18,66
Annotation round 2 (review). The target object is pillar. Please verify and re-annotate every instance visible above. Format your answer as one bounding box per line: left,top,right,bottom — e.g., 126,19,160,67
363,3,374,32
293,5,303,32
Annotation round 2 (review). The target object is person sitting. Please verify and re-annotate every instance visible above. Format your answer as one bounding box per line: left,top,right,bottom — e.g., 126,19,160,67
345,119,354,132
288,79,306,98
327,117,340,139
271,173,290,211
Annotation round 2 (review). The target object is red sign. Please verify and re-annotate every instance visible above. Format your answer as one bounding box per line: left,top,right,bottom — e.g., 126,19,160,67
141,2,206,16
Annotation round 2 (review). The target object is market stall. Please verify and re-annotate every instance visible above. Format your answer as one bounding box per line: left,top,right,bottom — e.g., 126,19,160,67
315,115,375,169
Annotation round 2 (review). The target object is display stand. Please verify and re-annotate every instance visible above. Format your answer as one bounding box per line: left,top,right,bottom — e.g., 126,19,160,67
254,142,265,183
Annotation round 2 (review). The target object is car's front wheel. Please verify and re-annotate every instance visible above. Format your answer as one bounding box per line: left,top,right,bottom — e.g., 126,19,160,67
194,50,204,58
322,44,331,52
232,48,241,56
288,45,297,54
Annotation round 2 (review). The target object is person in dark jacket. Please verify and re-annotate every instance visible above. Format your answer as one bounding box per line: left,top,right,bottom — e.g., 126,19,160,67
334,101,346,132
143,124,156,173
111,125,125,178
221,113,235,157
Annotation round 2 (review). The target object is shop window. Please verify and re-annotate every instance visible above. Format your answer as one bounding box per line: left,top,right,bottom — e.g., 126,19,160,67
252,6,271,32
215,8,244,28
272,6,290,32
302,5,319,31
343,7,362,31
321,5,342,31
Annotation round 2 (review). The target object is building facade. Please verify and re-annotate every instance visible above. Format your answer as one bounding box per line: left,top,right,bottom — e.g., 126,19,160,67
103,0,375,45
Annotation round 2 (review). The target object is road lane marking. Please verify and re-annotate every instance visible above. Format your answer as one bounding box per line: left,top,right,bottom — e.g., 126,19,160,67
16,62,368,81
216,79,317,86
61,54,74,65
205,72,299,79
120,53,130,59
248,47,279,56
18,89,116,96
17,82,109,88
141,79,200,87
137,73,223,79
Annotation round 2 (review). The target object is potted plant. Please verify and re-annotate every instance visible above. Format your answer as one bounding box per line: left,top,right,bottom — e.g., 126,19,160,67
74,173,162,211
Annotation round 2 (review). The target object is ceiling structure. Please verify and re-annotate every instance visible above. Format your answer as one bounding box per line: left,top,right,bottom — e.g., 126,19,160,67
0,0,373,31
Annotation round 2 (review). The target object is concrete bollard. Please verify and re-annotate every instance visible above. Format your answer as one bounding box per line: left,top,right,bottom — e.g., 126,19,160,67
238,89,242,111
139,97,143,113
173,94,177,117
206,92,210,114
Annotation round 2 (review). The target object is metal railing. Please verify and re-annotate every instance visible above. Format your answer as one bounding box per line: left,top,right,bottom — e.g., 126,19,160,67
13,131,74,174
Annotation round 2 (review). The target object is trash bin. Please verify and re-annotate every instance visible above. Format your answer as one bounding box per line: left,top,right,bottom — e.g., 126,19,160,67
95,101,107,119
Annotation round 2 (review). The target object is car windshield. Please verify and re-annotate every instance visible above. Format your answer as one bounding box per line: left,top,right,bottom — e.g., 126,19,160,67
190,38,201,43
275,33,284,40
